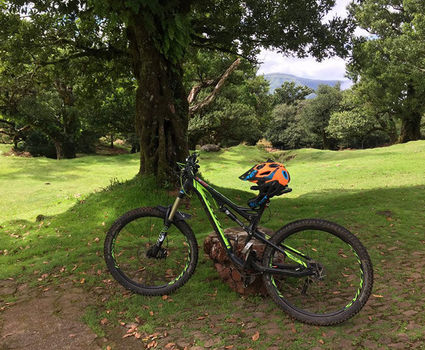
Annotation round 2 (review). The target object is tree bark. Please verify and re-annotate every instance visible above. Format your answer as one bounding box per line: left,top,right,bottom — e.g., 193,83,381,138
54,140,62,160
54,81,78,158
399,112,422,143
127,21,189,183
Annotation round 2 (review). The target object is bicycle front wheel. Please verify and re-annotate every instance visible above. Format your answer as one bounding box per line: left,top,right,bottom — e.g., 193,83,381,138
104,207,198,296
263,219,373,325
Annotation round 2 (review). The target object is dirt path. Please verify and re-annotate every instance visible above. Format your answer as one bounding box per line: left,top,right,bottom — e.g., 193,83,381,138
2,246,425,350
0,280,103,350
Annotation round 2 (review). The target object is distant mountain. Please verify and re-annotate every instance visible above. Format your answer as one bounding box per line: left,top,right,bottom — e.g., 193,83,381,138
262,73,343,94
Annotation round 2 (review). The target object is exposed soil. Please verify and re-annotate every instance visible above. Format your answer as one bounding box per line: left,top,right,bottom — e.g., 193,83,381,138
2,248,425,350
0,280,104,350
1,149,32,157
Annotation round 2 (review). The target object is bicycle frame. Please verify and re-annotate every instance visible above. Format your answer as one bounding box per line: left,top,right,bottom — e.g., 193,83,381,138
164,176,314,277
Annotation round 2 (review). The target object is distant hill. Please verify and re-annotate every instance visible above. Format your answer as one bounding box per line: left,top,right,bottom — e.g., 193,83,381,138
262,73,343,94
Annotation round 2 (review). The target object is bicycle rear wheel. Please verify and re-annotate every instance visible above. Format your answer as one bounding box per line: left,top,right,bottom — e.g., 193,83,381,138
262,219,373,325
104,207,198,296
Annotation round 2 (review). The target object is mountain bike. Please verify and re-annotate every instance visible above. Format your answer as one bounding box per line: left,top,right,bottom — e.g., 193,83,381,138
104,153,373,325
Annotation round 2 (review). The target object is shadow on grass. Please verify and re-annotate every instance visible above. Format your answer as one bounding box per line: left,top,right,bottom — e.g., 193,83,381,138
2,176,423,279
0,153,138,182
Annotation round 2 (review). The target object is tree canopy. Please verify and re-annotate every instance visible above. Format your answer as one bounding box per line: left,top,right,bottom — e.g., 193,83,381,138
1,0,353,181
348,0,425,142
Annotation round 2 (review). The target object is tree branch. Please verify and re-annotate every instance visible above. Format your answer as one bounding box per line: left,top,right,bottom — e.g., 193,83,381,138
0,118,16,127
188,58,241,116
38,46,128,66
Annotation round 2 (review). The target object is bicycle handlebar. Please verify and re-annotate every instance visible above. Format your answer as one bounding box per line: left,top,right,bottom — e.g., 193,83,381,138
181,152,200,179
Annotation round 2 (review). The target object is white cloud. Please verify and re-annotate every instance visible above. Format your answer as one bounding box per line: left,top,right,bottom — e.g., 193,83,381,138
256,0,361,88
257,51,348,81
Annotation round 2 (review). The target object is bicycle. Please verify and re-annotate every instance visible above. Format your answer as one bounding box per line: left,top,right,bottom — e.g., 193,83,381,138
104,153,373,325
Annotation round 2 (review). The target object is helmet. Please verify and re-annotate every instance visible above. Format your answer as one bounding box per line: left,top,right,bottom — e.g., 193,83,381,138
239,160,290,199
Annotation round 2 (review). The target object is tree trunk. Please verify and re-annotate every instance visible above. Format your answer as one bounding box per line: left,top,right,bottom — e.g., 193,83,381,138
127,21,189,183
399,112,422,143
54,140,62,160
55,81,78,159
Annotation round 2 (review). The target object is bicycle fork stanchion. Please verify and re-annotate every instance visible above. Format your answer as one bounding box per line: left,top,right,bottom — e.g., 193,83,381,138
147,193,184,259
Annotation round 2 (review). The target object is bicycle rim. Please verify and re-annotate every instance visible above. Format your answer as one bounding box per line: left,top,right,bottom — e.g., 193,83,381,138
269,228,367,318
111,215,192,290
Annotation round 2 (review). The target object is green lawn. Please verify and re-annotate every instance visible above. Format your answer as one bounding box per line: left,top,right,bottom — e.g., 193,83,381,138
1,141,425,349
0,144,139,222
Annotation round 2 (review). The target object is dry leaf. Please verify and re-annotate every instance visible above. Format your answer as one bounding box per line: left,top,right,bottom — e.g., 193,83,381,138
319,339,324,344
162,295,169,300
100,318,108,325
106,346,112,350
80,278,85,284
149,311,154,316
147,340,158,348
165,343,175,349
252,331,260,341
373,294,384,298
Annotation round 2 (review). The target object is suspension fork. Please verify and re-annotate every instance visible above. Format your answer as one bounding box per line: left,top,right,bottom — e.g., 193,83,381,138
157,191,185,245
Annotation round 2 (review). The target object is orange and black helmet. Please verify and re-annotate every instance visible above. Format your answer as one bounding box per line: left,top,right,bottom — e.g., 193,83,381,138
239,159,290,198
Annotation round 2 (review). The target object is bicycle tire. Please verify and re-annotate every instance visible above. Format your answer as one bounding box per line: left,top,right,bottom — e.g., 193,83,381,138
104,207,198,296
262,219,373,326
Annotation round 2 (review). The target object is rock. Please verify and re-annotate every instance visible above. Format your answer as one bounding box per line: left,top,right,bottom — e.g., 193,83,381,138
203,227,274,295
36,214,46,222
200,144,220,152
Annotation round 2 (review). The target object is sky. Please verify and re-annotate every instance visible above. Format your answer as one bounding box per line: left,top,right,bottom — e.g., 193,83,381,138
257,0,363,87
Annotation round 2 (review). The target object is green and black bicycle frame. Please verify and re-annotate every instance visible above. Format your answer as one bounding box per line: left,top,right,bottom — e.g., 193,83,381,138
155,175,317,279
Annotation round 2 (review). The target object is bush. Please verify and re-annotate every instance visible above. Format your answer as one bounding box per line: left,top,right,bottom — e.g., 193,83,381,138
21,131,57,158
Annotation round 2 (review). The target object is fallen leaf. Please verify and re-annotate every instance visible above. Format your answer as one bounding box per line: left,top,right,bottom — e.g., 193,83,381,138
373,294,384,298
100,318,108,325
319,339,324,344
252,331,260,341
80,278,85,284
162,295,168,300
165,343,175,349
147,340,158,348
106,346,112,350
149,311,154,316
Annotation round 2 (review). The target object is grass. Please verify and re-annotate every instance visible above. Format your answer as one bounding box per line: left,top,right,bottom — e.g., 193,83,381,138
0,144,139,222
1,141,425,349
